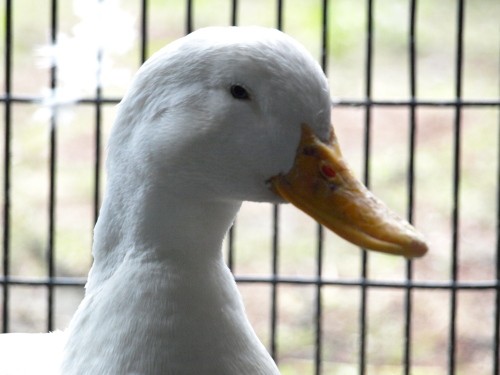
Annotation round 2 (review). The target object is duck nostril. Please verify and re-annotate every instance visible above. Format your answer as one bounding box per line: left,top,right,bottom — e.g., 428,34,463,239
320,162,337,180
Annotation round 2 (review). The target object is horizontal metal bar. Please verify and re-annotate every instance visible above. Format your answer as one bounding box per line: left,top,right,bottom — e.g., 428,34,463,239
0,95,498,108
0,95,121,105
334,98,500,107
1,275,498,290
235,276,500,290
0,276,86,287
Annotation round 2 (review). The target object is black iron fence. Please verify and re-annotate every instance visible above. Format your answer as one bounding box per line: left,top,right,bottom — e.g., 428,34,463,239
1,1,499,374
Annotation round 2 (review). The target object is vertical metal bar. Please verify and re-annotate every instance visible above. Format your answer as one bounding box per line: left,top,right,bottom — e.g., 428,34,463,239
186,0,193,34
226,223,236,271
494,30,500,375
270,0,284,363
140,0,148,64
320,0,329,71
277,0,284,30
231,0,238,26
270,204,279,361
495,143,500,371
314,2,329,374
314,226,324,375
226,1,238,272
47,0,58,332
449,1,465,374
93,68,102,225
2,0,13,334
360,0,373,373
94,0,104,227
404,1,417,374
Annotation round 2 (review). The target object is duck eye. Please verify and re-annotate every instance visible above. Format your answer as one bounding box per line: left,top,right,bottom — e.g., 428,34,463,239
230,84,250,100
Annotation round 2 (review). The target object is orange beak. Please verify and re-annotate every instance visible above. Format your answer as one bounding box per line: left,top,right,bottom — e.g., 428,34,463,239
270,125,428,258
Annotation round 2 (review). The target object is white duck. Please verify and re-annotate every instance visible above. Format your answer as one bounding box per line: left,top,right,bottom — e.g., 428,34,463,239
0,26,427,374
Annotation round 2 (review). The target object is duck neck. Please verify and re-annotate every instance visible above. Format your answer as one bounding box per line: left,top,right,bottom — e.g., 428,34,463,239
63,180,280,374
86,179,242,294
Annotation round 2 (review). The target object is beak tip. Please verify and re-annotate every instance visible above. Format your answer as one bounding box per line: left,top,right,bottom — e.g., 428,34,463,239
407,238,429,258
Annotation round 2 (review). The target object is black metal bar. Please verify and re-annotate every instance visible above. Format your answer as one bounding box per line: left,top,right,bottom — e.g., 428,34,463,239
0,276,87,287
407,1,418,225
269,0,284,363
46,0,58,332
1,95,499,108
93,69,102,227
360,0,374,373
226,0,238,271
404,1,418,373
494,38,500,375
334,99,500,107
314,2,329,374
320,0,329,71
2,0,13,334
186,0,193,34
235,277,500,290
140,0,148,64
449,1,465,374
231,0,238,26
226,223,236,272
212,277,500,290
314,224,324,375
277,0,284,31
0,96,123,105
93,2,104,229
2,275,499,290
270,204,280,362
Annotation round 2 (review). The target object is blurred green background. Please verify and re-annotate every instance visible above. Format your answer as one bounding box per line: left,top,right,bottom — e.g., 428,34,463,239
0,0,499,374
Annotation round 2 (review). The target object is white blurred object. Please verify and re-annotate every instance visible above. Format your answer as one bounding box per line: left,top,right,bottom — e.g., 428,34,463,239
35,0,135,122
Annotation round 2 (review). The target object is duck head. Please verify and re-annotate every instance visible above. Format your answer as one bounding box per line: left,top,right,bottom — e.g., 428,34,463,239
110,26,427,258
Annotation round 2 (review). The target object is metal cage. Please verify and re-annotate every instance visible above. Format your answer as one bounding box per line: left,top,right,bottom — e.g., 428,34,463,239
1,1,499,374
